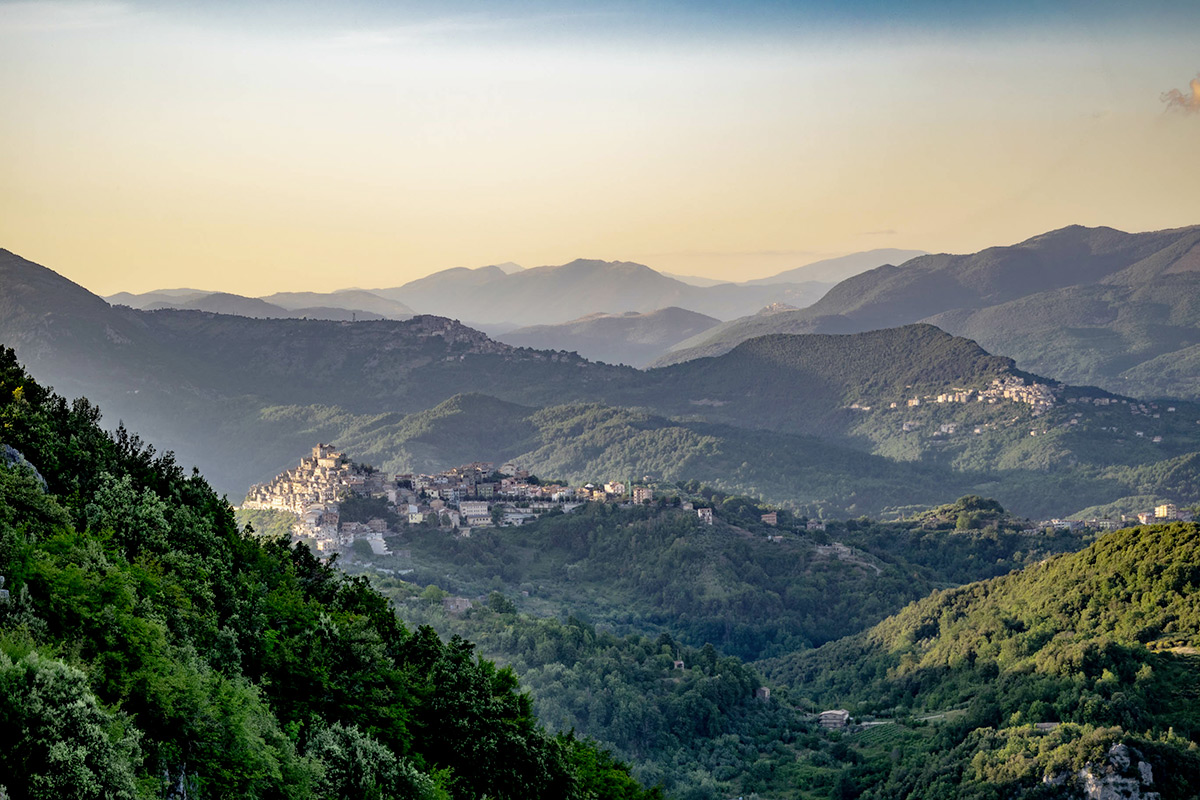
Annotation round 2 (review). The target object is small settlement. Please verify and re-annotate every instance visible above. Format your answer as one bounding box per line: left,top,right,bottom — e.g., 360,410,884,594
1030,501,1192,534
892,376,1058,415
242,444,670,555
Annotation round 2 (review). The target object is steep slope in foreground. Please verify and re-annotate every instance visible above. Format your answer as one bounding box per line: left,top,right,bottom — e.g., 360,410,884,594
0,348,655,800
762,522,1200,798
656,225,1200,399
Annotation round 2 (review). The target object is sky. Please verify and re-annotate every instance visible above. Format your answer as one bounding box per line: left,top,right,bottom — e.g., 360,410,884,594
1,0,1199,295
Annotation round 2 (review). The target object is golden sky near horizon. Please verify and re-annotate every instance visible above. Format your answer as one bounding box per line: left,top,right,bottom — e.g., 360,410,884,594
1,1,1199,296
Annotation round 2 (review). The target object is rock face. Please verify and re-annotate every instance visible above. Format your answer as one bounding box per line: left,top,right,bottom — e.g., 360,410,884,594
1075,744,1159,800
1,444,46,490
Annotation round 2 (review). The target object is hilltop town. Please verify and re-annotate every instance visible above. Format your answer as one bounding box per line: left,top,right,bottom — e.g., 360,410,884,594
242,444,688,554
899,375,1058,414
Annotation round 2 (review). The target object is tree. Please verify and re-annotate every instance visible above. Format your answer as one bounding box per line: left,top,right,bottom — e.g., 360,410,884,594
0,651,142,800
305,722,447,800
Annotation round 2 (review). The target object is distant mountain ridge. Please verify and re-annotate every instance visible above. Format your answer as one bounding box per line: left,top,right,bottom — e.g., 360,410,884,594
654,224,1200,399
369,258,832,325
104,249,919,356
741,248,928,285
660,249,927,288
110,287,414,321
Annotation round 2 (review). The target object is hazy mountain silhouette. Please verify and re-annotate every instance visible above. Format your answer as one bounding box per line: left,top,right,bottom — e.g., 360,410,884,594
497,307,720,366
111,288,412,321
6,242,1200,519
370,258,831,325
742,248,928,285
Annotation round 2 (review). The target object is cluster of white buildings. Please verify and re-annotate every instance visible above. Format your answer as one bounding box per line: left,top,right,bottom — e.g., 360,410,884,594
893,376,1058,416
242,444,387,515
241,446,663,553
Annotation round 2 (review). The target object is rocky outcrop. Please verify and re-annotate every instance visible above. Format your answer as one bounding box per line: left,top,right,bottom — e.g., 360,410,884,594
1,444,46,490
1045,743,1160,800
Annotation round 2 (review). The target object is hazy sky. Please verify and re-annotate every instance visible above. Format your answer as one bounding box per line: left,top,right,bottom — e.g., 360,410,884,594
2,0,1199,295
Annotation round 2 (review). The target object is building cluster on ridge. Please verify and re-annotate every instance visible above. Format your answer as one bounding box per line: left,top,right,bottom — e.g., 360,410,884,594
241,444,664,554
1031,502,1190,534
893,376,1058,416
243,444,385,515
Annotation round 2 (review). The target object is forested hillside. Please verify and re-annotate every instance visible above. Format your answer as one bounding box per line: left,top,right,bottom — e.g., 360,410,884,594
309,492,1085,798
760,522,1200,797
392,596,808,798
250,384,1200,520
320,492,1200,798
374,498,1088,662
0,347,656,799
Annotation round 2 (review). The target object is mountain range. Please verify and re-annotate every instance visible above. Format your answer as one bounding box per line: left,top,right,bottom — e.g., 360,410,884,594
738,248,928,285
105,250,922,361
656,225,1200,401
661,248,927,287
14,329,1200,799
110,287,415,320
368,258,831,326
6,242,1200,520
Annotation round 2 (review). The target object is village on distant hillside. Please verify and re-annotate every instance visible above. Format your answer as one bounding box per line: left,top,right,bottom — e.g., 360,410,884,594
899,376,1058,413
863,377,1185,450
241,444,691,555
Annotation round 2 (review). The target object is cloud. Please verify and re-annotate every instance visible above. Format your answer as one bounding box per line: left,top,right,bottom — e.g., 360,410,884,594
0,0,131,33
1162,74,1200,113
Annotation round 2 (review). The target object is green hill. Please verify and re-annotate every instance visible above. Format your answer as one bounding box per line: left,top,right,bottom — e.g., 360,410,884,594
250,395,970,516
390,598,806,798
347,496,1091,797
370,498,1088,663
641,324,1022,433
759,522,1200,797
